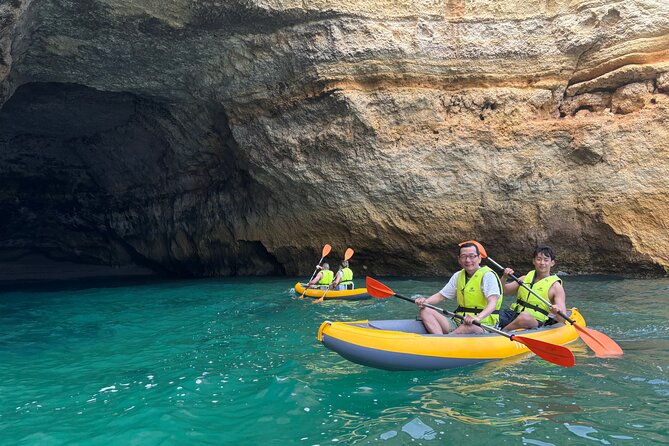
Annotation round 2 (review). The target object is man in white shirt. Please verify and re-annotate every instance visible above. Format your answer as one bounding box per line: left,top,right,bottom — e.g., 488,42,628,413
414,242,503,334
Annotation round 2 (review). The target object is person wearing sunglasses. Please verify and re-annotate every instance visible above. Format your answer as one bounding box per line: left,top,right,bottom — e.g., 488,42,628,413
497,245,566,331
414,242,503,334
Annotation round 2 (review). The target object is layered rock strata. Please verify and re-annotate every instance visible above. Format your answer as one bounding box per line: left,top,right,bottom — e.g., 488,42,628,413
0,0,668,277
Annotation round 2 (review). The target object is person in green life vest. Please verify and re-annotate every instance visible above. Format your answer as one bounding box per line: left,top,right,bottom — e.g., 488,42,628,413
330,260,354,290
497,245,567,331
306,263,334,289
414,242,503,334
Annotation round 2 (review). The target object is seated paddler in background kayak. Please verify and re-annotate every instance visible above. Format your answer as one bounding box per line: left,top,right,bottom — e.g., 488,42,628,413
498,245,567,331
414,242,503,334
306,262,334,289
330,260,354,290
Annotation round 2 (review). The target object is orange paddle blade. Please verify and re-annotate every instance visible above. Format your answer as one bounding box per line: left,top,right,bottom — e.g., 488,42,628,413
344,248,354,261
458,240,488,258
513,335,575,368
313,288,329,304
574,324,623,358
365,277,395,298
322,244,332,257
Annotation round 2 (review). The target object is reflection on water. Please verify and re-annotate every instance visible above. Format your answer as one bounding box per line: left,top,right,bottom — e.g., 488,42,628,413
522,438,555,446
410,372,585,428
564,423,612,445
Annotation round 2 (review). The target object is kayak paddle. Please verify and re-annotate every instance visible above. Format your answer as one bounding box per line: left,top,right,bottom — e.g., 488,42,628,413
299,244,332,299
461,240,624,358
365,276,575,368
313,248,354,304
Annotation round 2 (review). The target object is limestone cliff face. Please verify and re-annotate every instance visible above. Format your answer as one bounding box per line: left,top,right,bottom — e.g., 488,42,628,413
1,0,668,277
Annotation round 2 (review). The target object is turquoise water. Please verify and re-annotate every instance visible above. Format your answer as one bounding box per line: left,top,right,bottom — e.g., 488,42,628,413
1,276,668,445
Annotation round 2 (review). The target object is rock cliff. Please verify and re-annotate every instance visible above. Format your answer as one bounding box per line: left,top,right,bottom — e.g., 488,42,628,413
1,0,668,277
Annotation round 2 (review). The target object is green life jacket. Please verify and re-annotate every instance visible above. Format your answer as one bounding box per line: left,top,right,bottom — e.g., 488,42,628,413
317,269,334,286
455,266,503,326
511,270,561,322
340,268,353,285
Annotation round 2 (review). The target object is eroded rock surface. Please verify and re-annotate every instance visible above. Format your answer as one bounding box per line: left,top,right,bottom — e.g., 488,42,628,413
1,0,668,277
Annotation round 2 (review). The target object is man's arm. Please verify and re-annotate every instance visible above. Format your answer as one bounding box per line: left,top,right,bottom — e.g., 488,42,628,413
464,294,499,324
479,294,500,321
329,271,342,289
549,281,567,321
415,274,457,307
307,272,323,288
500,268,523,296
416,291,446,307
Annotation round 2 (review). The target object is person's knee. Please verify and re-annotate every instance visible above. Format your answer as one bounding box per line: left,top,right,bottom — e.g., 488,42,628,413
518,312,538,328
452,325,480,335
517,312,531,322
420,307,435,318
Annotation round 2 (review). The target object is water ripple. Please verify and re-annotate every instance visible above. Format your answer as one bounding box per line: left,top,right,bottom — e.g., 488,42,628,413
1,276,668,445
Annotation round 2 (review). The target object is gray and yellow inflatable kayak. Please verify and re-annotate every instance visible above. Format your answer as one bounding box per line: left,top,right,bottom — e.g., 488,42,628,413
294,282,370,300
318,308,585,370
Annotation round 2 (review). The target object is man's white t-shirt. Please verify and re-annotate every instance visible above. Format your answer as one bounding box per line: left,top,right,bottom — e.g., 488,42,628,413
439,269,501,300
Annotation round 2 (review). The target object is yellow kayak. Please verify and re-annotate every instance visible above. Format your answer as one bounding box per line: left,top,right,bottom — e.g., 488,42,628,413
318,308,585,370
294,282,370,300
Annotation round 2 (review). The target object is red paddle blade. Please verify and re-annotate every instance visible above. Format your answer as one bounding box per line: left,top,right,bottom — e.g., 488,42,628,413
322,244,332,257
458,240,488,258
365,277,395,299
574,324,624,358
513,335,575,368
344,248,354,261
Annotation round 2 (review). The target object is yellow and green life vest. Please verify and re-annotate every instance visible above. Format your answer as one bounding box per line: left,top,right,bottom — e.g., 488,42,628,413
339,268,353,286
317,269,334,286
455,266,503,326
511,270,561,322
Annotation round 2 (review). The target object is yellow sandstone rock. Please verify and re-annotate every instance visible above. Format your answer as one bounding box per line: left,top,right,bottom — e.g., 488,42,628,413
0,0,667,276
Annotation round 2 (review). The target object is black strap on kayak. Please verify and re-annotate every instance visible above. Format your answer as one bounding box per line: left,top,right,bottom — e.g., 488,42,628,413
538,317,559,327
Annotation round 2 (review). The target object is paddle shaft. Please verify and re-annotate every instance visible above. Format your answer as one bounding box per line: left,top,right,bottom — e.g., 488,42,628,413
486,257,575,324
393,293,515,340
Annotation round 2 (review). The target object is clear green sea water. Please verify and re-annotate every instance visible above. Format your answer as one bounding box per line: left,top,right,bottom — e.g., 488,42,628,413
1,276,668,445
